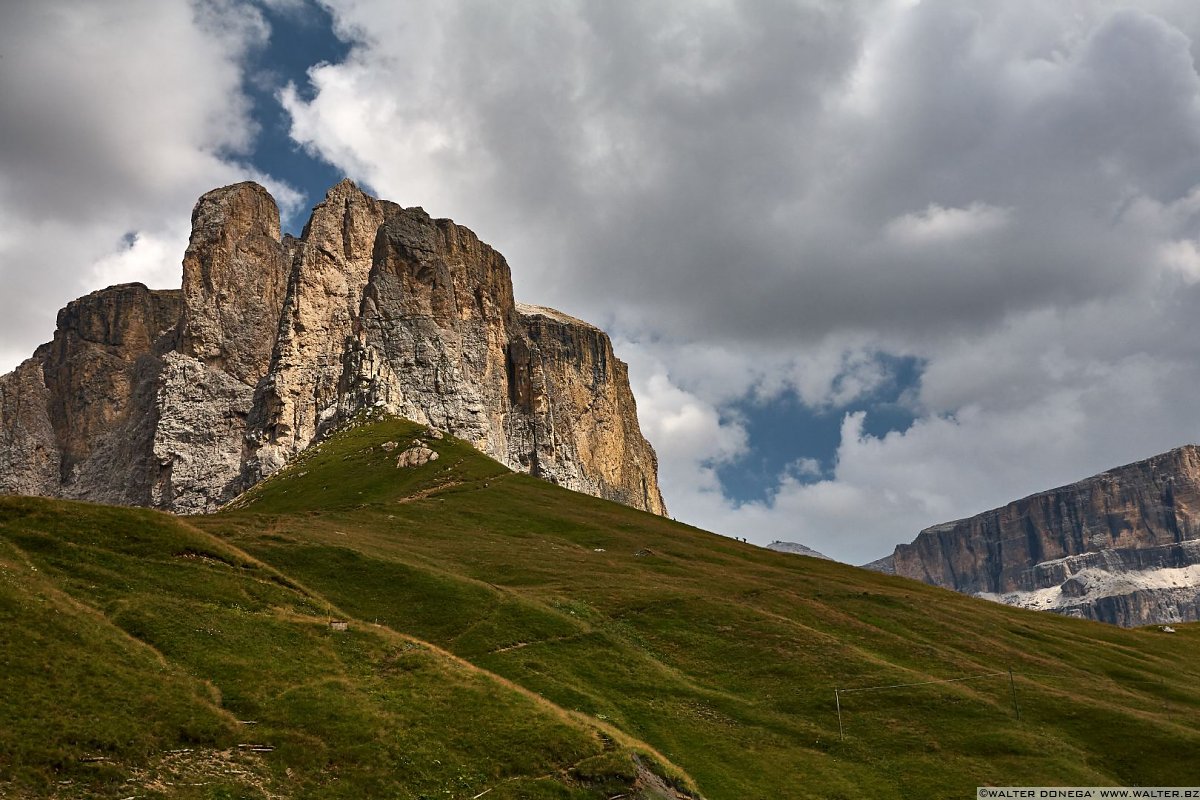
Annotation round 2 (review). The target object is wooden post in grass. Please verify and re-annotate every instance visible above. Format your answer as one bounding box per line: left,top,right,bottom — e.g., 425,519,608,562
835,689,844,740
1008,668,1021,721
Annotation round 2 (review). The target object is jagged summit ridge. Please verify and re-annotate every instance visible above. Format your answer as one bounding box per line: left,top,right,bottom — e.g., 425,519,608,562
0,180,666,517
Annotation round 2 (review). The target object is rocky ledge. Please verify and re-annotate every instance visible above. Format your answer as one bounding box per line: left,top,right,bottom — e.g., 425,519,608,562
0,180,666,517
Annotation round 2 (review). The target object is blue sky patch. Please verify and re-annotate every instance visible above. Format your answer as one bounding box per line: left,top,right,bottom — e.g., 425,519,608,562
714,355,922,504
247,2,350,232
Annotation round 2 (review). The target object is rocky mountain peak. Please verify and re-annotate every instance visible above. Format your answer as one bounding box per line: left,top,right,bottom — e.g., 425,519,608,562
181,182,287,384
0,180,666,517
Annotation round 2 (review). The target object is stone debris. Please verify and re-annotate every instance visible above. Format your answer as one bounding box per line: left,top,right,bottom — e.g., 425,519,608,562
396,445,439,468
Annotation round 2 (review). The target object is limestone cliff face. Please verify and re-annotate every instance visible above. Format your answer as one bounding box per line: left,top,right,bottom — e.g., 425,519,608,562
892,446,1200,626
513,304,666,515
0,359,58,497
333,204,667,514
251,179,399,478
37,283,183,506
0,180,666,517
180,182,289,385
336,204,517,460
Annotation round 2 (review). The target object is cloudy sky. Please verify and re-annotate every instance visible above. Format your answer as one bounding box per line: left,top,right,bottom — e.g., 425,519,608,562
6,0,1200,562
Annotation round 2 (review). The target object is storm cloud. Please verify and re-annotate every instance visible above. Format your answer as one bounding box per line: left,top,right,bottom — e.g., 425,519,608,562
275,0,1200,560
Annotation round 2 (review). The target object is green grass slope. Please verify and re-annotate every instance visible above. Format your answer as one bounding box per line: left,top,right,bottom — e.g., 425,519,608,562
5,414,1200,799
0,495,694,799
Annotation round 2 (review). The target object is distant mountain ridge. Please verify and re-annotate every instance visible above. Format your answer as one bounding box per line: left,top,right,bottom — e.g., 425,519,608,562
0,180,665,515
890,445,1200,626
766,540,833,560
860,554,896,575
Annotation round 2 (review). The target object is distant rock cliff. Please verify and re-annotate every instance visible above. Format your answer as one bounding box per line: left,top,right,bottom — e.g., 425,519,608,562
0,180,666,517
891,446,1200,626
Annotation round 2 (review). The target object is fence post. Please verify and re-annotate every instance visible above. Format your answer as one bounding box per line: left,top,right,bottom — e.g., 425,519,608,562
835,689,844,740
1008,668,1021,721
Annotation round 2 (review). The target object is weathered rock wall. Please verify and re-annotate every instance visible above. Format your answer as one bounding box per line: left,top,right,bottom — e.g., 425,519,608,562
35,283,183,506
0,180,666,517
341,204,519,456
0,359,59,497
180,182,289,385
893,446,1200,626
250,179,400,478
514,304,666,515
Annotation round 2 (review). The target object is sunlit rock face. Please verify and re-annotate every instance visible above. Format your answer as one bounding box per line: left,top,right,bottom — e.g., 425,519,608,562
892,446,1200,626
0,180,666,517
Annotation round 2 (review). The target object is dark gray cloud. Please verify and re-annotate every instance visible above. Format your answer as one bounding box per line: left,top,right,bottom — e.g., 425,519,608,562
8,0,1200,560
285,2,1200,345
283,0,1200,559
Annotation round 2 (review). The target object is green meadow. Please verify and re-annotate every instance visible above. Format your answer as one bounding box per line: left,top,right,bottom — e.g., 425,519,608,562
3,415,1198,799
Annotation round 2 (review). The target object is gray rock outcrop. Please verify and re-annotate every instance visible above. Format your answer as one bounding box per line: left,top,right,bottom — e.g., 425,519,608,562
180,181,289,384
34,282,184,506
766,541,833,560
860,555,896,575
395,443,439,468
0,359,59,497
891,446,1200,626
0,180,666,517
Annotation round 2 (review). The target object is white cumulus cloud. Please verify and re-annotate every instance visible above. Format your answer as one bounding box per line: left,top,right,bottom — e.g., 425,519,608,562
885,203,1012,246
0,0,298,365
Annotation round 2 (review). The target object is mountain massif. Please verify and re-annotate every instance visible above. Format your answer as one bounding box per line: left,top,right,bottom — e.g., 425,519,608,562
0,180,665,516
5,185,1200,798
889,445,1200,626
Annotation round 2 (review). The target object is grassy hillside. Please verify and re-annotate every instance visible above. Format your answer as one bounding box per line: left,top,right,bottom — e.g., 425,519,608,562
0,496,691,799
4,414,1200,799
